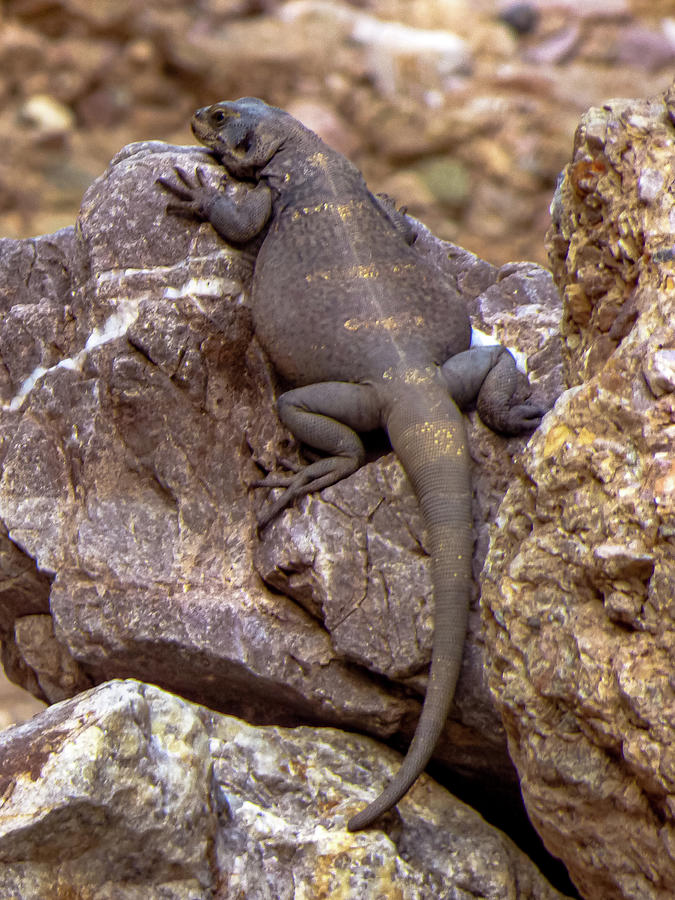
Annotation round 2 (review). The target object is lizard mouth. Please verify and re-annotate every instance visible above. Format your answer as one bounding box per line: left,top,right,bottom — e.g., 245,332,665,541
191,107,238,162
190,110,211,143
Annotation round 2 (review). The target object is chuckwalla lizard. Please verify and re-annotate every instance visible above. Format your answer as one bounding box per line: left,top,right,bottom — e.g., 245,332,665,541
158,98,543,831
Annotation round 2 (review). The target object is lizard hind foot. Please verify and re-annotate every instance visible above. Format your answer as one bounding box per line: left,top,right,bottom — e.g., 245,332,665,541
488,401,547,436
255,456,361,529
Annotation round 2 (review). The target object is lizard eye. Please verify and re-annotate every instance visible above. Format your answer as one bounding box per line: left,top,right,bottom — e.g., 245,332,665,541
211,109,227,126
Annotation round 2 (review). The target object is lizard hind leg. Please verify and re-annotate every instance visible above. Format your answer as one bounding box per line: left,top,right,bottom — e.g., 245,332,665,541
256,381,382,528
441,346,545,436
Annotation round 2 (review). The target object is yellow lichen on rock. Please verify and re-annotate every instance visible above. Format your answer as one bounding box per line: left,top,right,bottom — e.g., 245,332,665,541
482,83,675,900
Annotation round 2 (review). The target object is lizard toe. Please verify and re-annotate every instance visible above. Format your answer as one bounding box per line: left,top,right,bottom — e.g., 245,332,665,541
502,403,547,434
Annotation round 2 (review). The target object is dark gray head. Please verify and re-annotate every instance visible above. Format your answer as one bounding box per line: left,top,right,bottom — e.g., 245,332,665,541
191,98,298,178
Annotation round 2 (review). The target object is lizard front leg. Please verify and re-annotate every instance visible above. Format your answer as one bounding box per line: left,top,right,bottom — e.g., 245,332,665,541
256,381,381,527
157,165,272,243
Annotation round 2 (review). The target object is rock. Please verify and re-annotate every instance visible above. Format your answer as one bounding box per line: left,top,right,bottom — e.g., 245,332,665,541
523,23,581,66
0,137,560,805
0,680,217,899
611,26,675,72
0,667,43,729
0,678,575,898
412,156,471,210
498,2,540,36
530,0,630,16
0,520,51,697
14,613,91,703
18,94,75,135
482,85,675,900
279,1,472,98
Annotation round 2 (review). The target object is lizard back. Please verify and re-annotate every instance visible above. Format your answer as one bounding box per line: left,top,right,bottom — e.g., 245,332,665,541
250,148,471,387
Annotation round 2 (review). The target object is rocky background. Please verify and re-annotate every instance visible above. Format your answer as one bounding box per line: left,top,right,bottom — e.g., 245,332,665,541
2,0,675,262
3,0,671,725
0,0,674,780
0,2,673,897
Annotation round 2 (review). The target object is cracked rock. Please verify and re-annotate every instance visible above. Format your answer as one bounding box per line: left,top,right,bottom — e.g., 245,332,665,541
0,138,560,796
0,678,574,899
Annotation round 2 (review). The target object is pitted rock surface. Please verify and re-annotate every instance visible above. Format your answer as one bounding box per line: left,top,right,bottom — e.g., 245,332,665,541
482,85,675,900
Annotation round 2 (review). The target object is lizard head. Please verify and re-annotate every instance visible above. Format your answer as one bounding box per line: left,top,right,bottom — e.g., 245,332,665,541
191,98,292,178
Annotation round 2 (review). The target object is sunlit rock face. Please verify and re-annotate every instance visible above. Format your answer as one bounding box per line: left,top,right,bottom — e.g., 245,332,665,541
482,85,675,900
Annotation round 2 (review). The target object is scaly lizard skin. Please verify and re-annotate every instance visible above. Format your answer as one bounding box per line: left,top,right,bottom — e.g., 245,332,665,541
158,98,543,831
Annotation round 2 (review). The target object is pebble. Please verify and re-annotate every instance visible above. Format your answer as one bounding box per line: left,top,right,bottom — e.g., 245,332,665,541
18,94,75,133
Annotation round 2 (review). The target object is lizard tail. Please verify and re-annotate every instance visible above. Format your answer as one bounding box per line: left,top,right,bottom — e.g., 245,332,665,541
347,385,473,831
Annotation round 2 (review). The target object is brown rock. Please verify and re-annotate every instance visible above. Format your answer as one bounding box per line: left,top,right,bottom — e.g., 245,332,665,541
0,666,44,729
0,139,560,802
14,614,91,702
482,85,675,900
611,26,675,73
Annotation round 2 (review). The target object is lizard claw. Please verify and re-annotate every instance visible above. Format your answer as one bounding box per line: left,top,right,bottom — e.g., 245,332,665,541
499,403,548,435
255,457,361,528
254,466,313,528
156,178,192,202
156,166,221,220
252,474,297,489
156,165,195,198
163,202,201,220
251,457,303,488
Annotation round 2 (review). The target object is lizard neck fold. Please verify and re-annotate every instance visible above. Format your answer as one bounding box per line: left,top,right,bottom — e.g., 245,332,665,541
261,138,365,205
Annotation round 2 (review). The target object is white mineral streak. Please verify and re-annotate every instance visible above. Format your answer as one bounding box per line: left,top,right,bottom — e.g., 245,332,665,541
3,258,240,413
164,276,238,300
471,326,528,373
643,348,675,396
6,298,140,412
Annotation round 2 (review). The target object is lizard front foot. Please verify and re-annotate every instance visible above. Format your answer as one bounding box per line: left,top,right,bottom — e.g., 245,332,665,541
157,163,272,243
156,165,220,221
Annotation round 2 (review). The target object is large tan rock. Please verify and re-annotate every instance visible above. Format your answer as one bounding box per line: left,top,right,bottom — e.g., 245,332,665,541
482,86,675,899
0,678,574,899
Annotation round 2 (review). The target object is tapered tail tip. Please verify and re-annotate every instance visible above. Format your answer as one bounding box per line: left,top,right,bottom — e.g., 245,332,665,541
346,808,374,832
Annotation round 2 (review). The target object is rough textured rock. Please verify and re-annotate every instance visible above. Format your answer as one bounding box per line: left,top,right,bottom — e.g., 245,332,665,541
0,138,560,799
482,86,675,899
0,678,574,899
